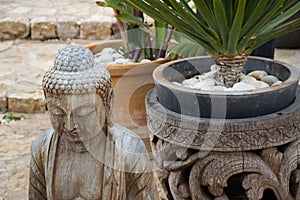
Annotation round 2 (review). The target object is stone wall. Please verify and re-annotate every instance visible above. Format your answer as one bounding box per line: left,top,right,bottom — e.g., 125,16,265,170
0,16,116,41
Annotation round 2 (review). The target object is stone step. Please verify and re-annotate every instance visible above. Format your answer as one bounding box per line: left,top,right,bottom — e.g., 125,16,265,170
0,16,116,41
0,0,116,41
0,39,96,113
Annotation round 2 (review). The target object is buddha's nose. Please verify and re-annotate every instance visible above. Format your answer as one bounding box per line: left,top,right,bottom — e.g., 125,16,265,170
65,115,75,131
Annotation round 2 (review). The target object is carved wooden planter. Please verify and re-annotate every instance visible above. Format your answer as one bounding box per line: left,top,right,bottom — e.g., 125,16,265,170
146,57,300,199
147,89,300,200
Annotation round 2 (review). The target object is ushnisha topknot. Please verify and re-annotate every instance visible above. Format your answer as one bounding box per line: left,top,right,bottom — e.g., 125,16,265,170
42,45,111,106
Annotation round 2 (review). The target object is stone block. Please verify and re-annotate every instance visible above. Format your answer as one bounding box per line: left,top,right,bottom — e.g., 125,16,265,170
80,16,114,40
0,18,29,40
0,91,7,111
57,17,80,40
31,17,57,40
8,92,46,113
111,22,120,35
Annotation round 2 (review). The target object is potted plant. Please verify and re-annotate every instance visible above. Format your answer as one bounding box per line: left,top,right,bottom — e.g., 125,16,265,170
126,0,300,118
86,0,173,138
88,1,203,153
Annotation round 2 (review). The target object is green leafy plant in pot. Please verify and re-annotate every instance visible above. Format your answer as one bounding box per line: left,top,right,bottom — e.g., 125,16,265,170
127,0,300,119
92,0,202,149
95,0,174,62
127,0,300,87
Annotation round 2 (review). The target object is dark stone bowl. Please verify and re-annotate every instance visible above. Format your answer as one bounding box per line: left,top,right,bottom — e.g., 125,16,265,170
153,56,299,119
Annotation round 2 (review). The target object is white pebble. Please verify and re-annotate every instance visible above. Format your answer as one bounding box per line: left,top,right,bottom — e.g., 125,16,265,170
261,75,280,85
193,78,215,89
240,75,269,89
112,52,124,59
124,58,134,64
114,58,133,64
240,75,257,84
97,55,113,63
272,81,283,86
247,70,268,80
140,59,151,63
210,64,217,71
201,70,216,80
172,81,182,86
182,78,199,86
232,82,256,91
253,81,270,89
101,47,115,54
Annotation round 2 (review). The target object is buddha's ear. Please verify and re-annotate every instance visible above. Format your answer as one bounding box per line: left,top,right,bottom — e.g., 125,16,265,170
106,88,115,127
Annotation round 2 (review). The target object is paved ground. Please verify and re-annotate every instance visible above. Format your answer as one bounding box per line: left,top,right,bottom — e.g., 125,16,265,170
0,0,115,41
0,1,299,200
0,113,51,200
0,0,112,19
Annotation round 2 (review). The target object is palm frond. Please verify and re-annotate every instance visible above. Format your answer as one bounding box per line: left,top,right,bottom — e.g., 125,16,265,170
126,0,300,57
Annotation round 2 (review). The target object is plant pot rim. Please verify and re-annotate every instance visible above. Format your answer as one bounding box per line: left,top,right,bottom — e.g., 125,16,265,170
153,56,299,96
105,58,171,77
87,39,172,76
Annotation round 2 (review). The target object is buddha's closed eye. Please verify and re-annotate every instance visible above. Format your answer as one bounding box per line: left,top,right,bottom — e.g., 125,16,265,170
76,107,96,116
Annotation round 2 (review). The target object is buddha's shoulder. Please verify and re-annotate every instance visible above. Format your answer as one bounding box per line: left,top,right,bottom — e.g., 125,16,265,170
31,128,54,154
108,124,147,153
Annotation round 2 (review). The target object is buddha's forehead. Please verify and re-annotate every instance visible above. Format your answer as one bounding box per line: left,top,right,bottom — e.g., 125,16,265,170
46,93,103,109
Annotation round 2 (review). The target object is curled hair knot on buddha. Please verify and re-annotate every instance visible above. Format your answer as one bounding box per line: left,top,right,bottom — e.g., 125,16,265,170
42,45,114,125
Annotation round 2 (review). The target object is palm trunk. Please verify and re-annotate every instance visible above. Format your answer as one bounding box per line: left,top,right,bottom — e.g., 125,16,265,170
214,55,248,88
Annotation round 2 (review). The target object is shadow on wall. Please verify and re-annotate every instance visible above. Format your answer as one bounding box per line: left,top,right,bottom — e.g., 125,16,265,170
251,11,300,59
274,11,300,49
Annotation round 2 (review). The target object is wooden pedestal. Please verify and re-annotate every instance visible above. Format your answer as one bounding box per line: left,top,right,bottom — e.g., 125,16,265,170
146,88,300,200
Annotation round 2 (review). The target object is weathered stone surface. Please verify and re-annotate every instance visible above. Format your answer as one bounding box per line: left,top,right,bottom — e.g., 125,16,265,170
0,1,113,19
57,17,80,40
111,22,120,35
80,16,114,40
0,91,7,111
0,113,51,200
7,92,45,113
275,49,300,69
0,18,29,40
31,17,56,40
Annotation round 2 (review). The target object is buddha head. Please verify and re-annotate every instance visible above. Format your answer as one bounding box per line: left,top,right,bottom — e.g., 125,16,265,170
42,45,113,142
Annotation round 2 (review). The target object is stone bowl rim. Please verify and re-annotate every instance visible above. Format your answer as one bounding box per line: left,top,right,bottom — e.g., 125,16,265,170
153,56,300,96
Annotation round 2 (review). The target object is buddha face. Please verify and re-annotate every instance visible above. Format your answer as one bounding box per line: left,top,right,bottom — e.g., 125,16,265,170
46,93,106,142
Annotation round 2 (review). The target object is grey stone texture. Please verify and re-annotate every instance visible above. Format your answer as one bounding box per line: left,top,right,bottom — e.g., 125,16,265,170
0,18,29,40
31,17,57,40
57,17,80,40
0,91,7,111
7,92,46,113
80,16,114,40
0,40,95,113
0,0,115,41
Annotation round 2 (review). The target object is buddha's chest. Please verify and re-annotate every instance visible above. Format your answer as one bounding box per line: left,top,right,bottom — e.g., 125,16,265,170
53,149,104,200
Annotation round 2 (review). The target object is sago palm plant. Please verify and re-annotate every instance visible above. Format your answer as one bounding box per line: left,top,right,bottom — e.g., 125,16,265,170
126,0,300,87
96,0,173,62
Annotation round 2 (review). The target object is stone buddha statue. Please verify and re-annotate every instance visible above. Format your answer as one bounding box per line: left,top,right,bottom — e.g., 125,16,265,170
29,46,158,200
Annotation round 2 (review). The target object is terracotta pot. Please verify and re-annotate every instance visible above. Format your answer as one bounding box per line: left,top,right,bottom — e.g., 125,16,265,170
87,40,170,150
